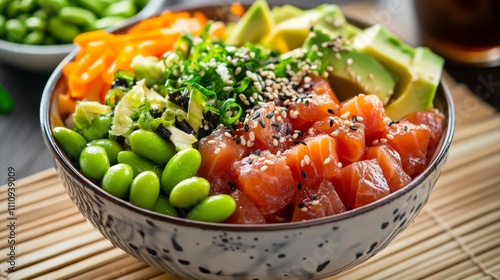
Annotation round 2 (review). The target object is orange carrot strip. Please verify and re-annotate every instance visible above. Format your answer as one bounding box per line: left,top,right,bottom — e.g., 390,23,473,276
230,2,245,17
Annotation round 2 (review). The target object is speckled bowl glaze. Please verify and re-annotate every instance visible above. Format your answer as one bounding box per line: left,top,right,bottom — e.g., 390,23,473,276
40,4,455,279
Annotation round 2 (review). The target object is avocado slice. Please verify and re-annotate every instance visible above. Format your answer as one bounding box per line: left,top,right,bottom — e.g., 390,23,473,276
263,4,361,53
304,26,398,104
353,24,415,99
384,47,444,120
271,4,303,24
225,0,273,46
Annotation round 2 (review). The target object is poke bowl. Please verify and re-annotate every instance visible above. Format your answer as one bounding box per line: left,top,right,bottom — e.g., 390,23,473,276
40,1,455,279
0,0,164,71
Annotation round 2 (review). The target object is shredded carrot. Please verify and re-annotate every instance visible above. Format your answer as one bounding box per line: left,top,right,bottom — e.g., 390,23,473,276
230,2,245,17
62,11,215,106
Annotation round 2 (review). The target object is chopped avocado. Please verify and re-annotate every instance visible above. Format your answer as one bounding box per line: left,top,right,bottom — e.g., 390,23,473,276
225,0,273,46
385,47,444,120
305,26,398,104
271,4,303,24
353,24,414,99
263,4,359,53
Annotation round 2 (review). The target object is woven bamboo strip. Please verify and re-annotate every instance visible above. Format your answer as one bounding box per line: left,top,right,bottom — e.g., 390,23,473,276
72,256,147,280
147,274,183,280
32,247,127,280
16,230,104,271
114,266,165,280
0,223,95,263
8,239,115,279
452,115,500,142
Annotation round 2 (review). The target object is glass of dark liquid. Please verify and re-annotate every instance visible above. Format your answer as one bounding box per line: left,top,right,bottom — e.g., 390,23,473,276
414,0,500,67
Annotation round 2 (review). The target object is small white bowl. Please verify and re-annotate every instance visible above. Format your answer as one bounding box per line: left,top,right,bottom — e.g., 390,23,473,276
0,0,165,72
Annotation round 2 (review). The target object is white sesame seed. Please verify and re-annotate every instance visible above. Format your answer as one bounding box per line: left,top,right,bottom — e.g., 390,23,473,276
326,65,334,72
240,137,246,146
214,148,221,154
380,138,388,144
208,140,216,145
249,131,255,141
247,140,253,147
330,130,339,137
260,165,268,171
311,200,320,206
273,139,279,146
337,162,343,168
347,58,353,66
323,157,331,165
372,139,380,145
336,53,342,60
300,207,308,212
264,159,275,165
368,73,374,80
304,155,311,165
223,86,232,92
224,132,232,138
300,159,305,168
235,67,242,75
386,134,394,140
356,116,364,122
420,124,429,130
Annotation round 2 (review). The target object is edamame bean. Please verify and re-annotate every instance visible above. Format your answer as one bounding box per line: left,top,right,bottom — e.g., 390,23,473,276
5,18,27,43
87,138,122,165
129,171,160,210
102,163,133,198
169,177,210,208
187,194,236,223
23,30,44,44
25,16,45,31
161,148,202,195
93,16,125,30
47,17,80,43
102,1,136,18
152,195,178,217
81,114,112,141
117,150,162,178
59,6,96,28
79,145,110,181
129,129,175,165
53,126,87,161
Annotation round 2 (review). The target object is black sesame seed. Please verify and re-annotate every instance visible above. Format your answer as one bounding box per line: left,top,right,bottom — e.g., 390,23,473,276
349,125,358,131
259,119,266,128
244,124,249,132
252,111,261,120
301,171,307,178
298,201,305,208
286,128,292,135
352,115,357,123
389,120,399,126
298,183,303,190
404,125,409,131
275,126,281,133
266,111,275,119
310,194,317,200
329,119,335,127
273,134,281,140
327,108,335,114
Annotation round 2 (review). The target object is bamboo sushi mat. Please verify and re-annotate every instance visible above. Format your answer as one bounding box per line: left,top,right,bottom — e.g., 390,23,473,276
1,73,499,280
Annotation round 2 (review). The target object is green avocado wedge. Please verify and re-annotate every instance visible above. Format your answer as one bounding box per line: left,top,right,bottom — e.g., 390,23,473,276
384,47,444,120
225,0,273,46
304,26,398,104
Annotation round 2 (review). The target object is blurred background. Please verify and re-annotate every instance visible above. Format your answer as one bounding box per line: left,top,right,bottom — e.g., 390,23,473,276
1,0,498,181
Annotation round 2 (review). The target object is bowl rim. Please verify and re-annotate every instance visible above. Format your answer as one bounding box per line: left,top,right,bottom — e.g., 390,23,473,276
40,3,456,232
0,0,164,55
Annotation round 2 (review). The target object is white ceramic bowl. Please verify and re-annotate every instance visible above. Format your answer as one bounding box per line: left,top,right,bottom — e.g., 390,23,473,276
40,4,455,279
0,0,164,72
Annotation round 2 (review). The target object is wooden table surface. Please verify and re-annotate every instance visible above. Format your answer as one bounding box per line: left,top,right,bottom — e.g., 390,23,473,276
0,0,499,183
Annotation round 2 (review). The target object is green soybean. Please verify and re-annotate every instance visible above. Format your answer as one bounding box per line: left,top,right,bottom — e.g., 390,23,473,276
152,195,178,217
87,138,122,165
161,148,202,195
187,194,237,223
129,129,175,165
23,30,44,44
129,171,160,210
93,16,125,30
117,150,162,178
102,1,136,18
25,16,45,31
169,177,210,208
59,6,96,27
5,18,27,42
53,126,87,161
81,114,112,141
102,163,133,198
79,145,110,181
47,17,80,43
